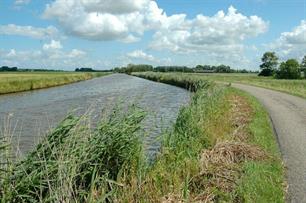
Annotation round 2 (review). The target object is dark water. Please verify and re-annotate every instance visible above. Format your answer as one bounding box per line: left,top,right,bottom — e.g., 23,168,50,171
0,74,190,158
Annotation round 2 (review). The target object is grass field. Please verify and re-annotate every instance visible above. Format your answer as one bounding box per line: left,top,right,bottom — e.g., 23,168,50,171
0,72,110,95
0,72,284,202
133,72,306,98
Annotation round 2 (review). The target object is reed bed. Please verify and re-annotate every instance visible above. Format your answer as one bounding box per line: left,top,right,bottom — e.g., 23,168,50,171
0,105,146,202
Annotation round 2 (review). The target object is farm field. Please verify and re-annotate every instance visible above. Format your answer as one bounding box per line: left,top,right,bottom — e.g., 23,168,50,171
0,72,110,95
133,72,306,98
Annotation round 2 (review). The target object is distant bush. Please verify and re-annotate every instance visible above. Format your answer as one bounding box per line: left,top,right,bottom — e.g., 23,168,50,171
0,66,18,71
301,56,306,79
259,52,279,77
194,64,234,73
154,66,193,72
275,59,301,79
258,68,274,77
113,64,153,74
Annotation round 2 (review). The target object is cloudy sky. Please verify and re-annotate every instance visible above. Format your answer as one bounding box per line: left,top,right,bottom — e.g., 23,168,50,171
0,0,305,70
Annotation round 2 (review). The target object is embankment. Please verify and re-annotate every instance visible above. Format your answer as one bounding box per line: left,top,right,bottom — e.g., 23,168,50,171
0,72,110,95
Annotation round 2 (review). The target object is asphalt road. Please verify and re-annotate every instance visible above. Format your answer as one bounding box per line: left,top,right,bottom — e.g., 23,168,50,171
232,83,306,203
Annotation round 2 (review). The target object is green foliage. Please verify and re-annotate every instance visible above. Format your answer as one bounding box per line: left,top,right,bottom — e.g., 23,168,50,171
113,64,153,74
0,66,17,71
258,68,274,77
115,64,256,74
154,66,193,72
259,52,279,76
195,64,233,73
301,56,306,78
276,59,301,79
1,105,146,202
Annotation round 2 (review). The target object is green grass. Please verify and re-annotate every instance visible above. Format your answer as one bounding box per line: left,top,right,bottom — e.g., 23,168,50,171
0,72,285,202
128,72,285,202
133,72,306,98
0,72,110,95
230,88,284,203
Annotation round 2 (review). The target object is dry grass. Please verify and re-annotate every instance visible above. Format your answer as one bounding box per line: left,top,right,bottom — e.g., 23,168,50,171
190,94,268,202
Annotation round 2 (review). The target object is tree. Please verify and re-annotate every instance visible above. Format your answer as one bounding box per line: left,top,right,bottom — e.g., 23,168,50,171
259,52,279,76
301,55,306,78
276,59,301,79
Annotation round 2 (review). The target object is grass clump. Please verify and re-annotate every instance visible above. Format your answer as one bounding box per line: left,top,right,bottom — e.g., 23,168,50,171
1,105,146,202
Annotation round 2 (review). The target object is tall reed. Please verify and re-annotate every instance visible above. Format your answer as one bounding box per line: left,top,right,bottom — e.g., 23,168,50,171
0,105,146,202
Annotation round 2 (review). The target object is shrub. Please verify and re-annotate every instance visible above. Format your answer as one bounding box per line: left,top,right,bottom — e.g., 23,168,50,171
276,59,301,79
258,68,274,77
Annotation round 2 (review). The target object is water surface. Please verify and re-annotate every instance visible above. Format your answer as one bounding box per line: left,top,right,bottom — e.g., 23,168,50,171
0,74,190,158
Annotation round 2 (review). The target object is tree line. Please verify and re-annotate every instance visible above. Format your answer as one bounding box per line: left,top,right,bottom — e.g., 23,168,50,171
113,64,255,74
75,68,111,72
259,52,306,79
0,66,64,72
0,66,18,71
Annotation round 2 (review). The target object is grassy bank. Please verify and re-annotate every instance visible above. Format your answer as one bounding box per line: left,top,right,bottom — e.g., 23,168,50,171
0,72,110,95
133,72,306,98
0,73,284,202
128,72,284,202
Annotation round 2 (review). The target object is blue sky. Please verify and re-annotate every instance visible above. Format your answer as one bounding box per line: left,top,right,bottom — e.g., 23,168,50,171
0,0,305,70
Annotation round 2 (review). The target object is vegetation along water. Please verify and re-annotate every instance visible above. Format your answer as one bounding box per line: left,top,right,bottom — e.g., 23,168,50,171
0,73,284,202
0,72,109,95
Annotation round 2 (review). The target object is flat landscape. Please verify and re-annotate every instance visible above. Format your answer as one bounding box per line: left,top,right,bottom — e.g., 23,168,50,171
134,72,306,98
1,0,305,202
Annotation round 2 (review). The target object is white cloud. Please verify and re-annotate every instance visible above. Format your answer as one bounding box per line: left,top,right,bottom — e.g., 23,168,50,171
269,20,306,59
0,24,59,40
0,46,87,69
42,0,167,41
43,40,63,50
67,49,87,58
150,6,268,55
42,1,267,52
41,2,267,68
6,49,17,58
127,50,155,61
81,0,149,14
14,0,31,5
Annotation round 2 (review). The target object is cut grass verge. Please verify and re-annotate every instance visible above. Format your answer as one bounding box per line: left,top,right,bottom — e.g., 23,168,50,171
128,73,285,202
0,72,110,95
